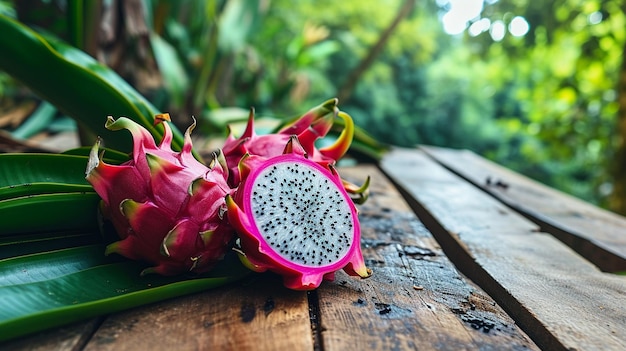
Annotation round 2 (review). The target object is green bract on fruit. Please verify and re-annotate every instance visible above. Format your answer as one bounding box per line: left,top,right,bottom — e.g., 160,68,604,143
226,137,372,290
85,114,235,275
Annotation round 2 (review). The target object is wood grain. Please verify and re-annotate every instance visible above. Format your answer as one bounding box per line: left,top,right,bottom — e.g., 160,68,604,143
0,318,101,351
315,166,538,350
421,145,626,272
381,148,626,351
82,276,312,351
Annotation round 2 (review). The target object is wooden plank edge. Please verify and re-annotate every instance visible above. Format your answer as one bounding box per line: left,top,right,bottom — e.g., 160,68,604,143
377,161,566,351
420,145,626,273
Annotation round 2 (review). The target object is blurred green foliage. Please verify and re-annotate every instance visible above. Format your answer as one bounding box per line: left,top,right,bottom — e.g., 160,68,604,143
1,0,625,212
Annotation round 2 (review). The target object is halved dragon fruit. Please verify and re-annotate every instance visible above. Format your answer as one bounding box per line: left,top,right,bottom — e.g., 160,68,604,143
85,114,235,275
226,137,372,290
223,98,369,203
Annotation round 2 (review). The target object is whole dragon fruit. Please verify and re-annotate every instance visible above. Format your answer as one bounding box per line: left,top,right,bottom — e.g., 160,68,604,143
226,136,372,290
223,98,369,203
85,114,235,276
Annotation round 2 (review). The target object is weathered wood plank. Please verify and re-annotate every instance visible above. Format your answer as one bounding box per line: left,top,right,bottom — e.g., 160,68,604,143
421,145,626,272
0,318,101,351
315,166,538,350
82,278,313,351
380,148,626,351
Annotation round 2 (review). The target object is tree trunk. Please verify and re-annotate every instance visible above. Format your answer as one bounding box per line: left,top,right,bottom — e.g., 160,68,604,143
337,0,416,103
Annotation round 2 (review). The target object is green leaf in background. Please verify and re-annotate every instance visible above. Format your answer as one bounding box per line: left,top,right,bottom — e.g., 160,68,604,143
203,107,252,133
47,116,78,133
11,101,57,140
0,246,250,342
0,14,193,156
218,0,263,53
151,33,189,109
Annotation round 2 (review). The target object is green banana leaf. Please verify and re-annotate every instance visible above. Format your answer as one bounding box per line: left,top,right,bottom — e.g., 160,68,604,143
0,192,101,235
0,183,93,201
0,153,100,241
0,152,102,256
0,153,96,216
0,153,92,188
0,14,191,156
0,245,250,342
0,230,102,260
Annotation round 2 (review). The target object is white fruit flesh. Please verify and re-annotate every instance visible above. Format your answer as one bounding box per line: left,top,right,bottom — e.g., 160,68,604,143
250,162,354,267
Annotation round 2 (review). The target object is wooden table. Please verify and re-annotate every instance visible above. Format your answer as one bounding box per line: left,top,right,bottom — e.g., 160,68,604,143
3,147,626,351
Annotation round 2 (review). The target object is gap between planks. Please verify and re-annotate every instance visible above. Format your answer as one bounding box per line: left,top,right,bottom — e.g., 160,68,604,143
307,290,324,351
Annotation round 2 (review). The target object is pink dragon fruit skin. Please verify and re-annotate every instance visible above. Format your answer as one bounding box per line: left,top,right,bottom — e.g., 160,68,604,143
225,137,372,290
85,114,235,275
222,98,354,187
